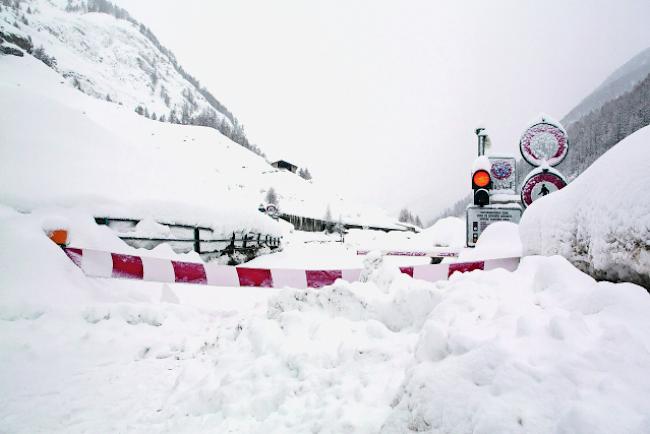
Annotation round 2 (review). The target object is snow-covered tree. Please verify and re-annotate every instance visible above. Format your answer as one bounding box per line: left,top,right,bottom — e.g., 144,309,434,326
298,167,312,180
32,46,57,69
265,187,278,205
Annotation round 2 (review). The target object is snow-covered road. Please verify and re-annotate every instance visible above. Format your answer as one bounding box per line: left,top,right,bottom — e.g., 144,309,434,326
2,209,650,433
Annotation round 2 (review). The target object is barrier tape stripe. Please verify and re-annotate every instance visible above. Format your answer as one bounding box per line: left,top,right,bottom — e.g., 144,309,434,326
356,250,460,258
63,248,520,289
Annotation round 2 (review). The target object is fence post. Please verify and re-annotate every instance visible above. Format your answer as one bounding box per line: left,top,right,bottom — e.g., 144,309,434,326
193,227,200,253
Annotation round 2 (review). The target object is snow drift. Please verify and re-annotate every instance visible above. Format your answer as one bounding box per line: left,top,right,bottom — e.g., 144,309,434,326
0,53,398,235
520,125,650,288
2,209,650,433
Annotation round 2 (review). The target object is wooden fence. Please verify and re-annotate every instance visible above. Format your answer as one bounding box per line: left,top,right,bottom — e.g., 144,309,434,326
94,217,281,262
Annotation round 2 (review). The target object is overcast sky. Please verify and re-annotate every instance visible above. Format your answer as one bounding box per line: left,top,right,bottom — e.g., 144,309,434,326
117,0,650,221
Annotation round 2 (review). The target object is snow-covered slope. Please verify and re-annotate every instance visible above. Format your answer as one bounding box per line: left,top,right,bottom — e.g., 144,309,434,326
0,54,398,233
520,125,650,288
0,0,252,149
2,208,650,433
563,46,650,125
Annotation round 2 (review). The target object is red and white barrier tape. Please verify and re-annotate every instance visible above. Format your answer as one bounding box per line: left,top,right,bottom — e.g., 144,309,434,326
64,247,519,289
356,248,460,258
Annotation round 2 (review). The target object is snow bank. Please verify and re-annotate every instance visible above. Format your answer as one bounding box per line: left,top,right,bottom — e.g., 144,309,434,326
459,221,522,261
381,255,650,433
417,216,466,248
520,125,650,288
345,217,464,253
3,210,650,433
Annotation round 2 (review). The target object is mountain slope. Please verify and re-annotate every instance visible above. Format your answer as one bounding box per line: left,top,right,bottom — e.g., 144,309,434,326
564,46,650,125
0,54,398,234
0,0,260,154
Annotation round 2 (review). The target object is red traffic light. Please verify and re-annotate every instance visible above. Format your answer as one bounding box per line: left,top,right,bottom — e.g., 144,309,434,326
473,170,491,188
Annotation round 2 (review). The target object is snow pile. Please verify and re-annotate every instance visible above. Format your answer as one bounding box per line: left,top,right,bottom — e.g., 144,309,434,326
0,205,92,320
472,155,492,173
3,209,650,433
344,217,465,253
459,221,522,261
381,256,650,433
417,216,466,248
520,125,650,288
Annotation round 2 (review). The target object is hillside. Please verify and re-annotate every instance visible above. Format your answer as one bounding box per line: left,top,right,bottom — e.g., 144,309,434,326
0,0,260,154
563,46,650,125
0,54,399,235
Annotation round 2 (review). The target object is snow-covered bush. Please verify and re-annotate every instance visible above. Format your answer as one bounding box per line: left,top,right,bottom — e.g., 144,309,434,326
520,125,650,288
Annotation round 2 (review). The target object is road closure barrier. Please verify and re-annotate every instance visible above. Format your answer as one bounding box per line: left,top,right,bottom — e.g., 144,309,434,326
63,247,520,289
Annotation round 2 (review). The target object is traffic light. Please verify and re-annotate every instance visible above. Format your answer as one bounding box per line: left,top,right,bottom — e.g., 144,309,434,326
472,169,491,206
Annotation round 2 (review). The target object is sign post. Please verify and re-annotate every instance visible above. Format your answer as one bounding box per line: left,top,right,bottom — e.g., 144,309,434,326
519,116,570,208
265,203,280,220
466,128,521,247
465,115,569,247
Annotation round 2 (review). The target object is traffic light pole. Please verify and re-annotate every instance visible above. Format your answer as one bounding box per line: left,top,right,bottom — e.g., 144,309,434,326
475,127,486,156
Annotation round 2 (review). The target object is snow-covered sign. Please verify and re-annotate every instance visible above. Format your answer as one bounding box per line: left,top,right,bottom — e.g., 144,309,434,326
520,168,567,208
466,206,522,247
265,204,280,218
488,156,517,194
519,120,569,167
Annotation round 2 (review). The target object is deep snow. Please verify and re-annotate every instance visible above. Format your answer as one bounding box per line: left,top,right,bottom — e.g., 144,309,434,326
0,54,399,236
520,125,650,288
2,207,650,434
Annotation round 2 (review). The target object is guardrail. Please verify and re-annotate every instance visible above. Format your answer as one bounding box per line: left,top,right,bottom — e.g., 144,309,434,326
94,217,281,262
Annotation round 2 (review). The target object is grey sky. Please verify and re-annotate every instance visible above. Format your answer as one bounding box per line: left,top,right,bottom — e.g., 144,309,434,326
116,0,650,220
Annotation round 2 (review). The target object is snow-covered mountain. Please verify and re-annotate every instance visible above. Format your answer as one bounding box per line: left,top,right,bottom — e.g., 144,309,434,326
563,46,650,126
0,54,399,235
0,0,259,154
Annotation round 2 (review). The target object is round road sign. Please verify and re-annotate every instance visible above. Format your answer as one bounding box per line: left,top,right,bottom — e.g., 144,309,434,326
521,170,567,207
490,159,514,181
265,204,279,218
519,122,568,167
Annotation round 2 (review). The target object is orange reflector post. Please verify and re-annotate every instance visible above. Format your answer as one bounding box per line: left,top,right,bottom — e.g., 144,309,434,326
473,170,491,188
48,229,69,246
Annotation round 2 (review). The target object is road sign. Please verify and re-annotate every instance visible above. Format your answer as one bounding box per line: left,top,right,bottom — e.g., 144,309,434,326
466,205,522,248
488,157,517,194
519,122,568,167
265,204,279,218
520,169,567,208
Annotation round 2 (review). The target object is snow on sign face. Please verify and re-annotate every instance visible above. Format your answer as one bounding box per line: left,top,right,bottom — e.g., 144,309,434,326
521,171,567,207
519,123,568,167
488,157,516,193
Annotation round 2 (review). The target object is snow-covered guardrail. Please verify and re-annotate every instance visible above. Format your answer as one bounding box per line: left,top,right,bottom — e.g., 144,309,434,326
63,248,519,289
